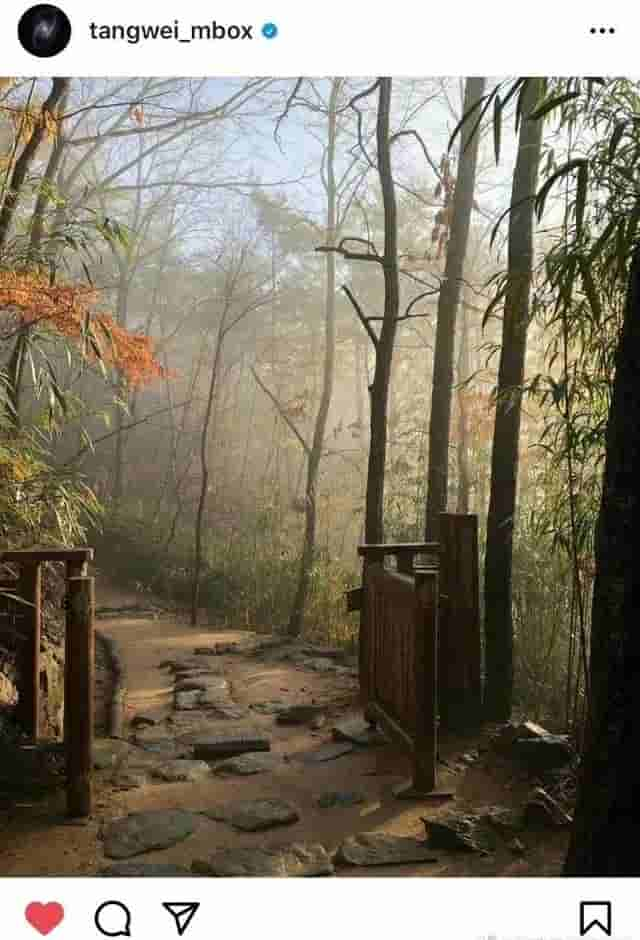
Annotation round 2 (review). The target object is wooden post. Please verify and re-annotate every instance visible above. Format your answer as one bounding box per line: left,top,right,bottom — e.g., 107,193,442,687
15,562,41,739
413,568,438,791
65,575,94,817
438,513,481,731
64,560,88,749
395,568,453,801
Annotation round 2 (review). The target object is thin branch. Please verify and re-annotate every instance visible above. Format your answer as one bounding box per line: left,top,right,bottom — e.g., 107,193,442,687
250,366,310,455
341,285,378,348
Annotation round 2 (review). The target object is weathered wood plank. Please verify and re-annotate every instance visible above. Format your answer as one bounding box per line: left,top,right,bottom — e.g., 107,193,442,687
65,576,94,817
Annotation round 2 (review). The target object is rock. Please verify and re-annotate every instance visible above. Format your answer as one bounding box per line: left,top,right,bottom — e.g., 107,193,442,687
316,790,366,809
151,760,212,782
174,678,209,693
192,843,333,877
276,704,326,726
523,787,573,829
332,717,387,748
295,741,354,763
174,689,205,710
130,715,156,729
300,657,335,673
460,751,479,765
212,752,283,775
111,772,147,791
100,863,191,876
194,643,240,656
93,739,131,770
102,810,198,859
510,735,573,772
301,645,346,661
204,798,300,832
481,806,523,834
191,729,270,760
335,833,438,867
422,814,494,853
207,703,251,721
136,739,192,759
250,701,285,715
492,720,554,754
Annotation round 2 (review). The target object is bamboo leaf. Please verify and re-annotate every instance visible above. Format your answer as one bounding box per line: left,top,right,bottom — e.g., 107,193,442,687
575,161,589,237
529,90,580,122
493,93,502,164
535,158,586,221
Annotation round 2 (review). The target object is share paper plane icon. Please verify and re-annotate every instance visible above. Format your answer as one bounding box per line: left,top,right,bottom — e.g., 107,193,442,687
162,902,200,937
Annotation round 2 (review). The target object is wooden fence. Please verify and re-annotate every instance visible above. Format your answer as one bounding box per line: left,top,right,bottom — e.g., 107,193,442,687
354,513,481,796
0,548,95,817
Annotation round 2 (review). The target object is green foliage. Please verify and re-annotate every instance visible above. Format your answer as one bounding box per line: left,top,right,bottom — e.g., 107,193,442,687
92,500,358,646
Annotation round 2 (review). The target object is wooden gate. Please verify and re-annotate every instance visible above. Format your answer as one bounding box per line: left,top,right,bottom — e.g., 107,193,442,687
352,513,481,796
0,548,95,816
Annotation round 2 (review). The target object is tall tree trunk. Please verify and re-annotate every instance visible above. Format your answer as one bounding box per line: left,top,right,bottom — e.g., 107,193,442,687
28,84,70,262
456,296,471,514
424,77,485,540
364,77,400,544
288,79,341,637
563,246,640,875
0,78,70,253
191,326,225,626
483,79,544,721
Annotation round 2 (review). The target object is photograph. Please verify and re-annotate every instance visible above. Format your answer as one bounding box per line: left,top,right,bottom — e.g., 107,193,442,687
0,68,637,894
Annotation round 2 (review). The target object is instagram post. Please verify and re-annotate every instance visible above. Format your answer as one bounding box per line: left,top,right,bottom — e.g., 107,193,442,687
0,1,638,937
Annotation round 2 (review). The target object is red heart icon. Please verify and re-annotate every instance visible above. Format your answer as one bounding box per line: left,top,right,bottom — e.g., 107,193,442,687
25,902,65,935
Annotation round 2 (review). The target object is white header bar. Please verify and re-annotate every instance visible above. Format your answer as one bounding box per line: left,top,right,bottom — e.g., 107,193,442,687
0,0,633,75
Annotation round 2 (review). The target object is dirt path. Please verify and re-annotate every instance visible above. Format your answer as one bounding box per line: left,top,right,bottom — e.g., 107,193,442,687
0,579,569,876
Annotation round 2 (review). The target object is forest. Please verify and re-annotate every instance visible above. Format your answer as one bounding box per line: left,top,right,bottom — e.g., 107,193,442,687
0,76,638,877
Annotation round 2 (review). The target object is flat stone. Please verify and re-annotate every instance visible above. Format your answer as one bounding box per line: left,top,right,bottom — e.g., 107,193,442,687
194,643,240,656
100,863,191,876
250,701,285,715
151,760,212,782
423,814,493,853
301,645,346,661
191,730,271,760
93,739,132,770
111,772,147,790
204,798,300,832
316,790,366,809
130,715,157,729
102,810,198,859
511,735,573,772
481,806,524,834
276,704,326,726
212,752,284,776
300,657,335,672
523,787,573,829
296,741,354,763
136,738,192,758
175,689,205,710
332,717,387,748
208,703,251,721
335,833,438,867
192,843,333,877
175,678,209,693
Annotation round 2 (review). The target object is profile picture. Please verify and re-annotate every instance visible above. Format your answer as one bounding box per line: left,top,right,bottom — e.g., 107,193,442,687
18,4,71,57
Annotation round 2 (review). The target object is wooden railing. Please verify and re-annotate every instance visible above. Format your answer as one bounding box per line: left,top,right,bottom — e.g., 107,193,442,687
0,547,95,817
353,513,481,795
361,564,440,795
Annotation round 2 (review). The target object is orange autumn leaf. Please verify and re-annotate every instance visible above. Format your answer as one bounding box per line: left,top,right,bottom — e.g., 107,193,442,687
0,270,165,386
